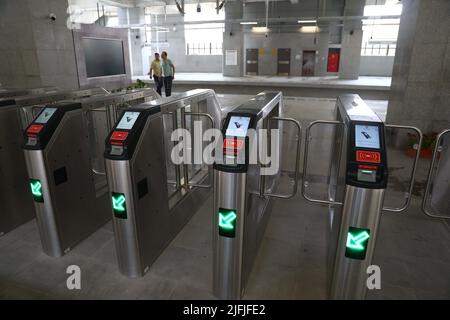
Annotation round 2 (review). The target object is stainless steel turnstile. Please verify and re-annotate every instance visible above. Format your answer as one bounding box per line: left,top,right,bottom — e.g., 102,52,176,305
22,88,159,257
213,92,302,299
422,129,450,221
104,89,223,277
302,94,422,299
0,87,110,237
0,86,58,99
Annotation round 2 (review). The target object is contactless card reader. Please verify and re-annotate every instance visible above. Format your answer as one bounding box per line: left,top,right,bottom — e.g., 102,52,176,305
105,107,161,161
214,112,257,173
346,122,388,189
23,103,81,150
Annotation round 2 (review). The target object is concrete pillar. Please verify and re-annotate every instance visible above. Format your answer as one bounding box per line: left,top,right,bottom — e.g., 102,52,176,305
386,0,450,133
338,0,364,79
0,0,78,89
118,7,145,76
316,25,331,76
222,0,244,77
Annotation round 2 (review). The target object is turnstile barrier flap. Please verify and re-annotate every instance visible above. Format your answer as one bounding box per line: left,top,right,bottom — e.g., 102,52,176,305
23,102,82,150
302,119,345,206
383,124,422,213
302,98,423,213
262,116,302,199
422,129,450,220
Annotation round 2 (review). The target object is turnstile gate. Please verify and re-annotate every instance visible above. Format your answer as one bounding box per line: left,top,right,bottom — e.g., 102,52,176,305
213,92,302,299
22,89,159,257
302,94,422,299
0,87,110,237
104,89,223,277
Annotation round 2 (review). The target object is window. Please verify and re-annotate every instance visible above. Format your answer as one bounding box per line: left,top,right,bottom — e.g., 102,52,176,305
67,1,118,26
361,2,402,56
184,3,224,56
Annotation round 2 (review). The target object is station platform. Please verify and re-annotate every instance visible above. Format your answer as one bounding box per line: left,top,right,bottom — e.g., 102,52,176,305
133,73,392,100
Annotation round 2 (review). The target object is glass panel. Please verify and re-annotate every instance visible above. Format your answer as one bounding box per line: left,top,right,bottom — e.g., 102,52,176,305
162,112,179,197
383,127,421,210
428,133,450,218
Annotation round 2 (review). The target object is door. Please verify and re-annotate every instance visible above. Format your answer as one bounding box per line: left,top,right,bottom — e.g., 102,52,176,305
246,49,259,75
302,50,316,76
327,48,340,73
277,48,291,76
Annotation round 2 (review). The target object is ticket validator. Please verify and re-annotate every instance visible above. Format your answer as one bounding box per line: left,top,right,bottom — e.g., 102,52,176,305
302,94,422,299
0,87,108,237
104,89,223,277
213,92,302,299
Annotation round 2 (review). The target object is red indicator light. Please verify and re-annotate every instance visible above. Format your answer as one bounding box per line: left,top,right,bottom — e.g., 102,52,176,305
358,164,378,170
224,138,244,150
111,131,129,141
27,124,44,134
356,151,380,163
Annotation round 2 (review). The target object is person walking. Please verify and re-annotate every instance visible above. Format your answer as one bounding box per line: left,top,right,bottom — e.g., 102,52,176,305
161,51,175,97
148,52,163,96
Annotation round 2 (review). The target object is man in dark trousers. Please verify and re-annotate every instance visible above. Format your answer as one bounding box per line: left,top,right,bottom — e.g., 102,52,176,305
148,52,163,96
161,51,175,97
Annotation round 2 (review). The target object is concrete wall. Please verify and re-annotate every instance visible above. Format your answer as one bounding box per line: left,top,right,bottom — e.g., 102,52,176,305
241,0,344,77
0,0,79,89
244,32,318,76
386,0,450,133
359,56,395,76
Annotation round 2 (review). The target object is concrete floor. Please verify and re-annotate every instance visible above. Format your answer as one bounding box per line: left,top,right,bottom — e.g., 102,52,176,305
0,94,449,299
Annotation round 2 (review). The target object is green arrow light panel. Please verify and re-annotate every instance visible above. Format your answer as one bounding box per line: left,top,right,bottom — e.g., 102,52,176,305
29,179,44,203
218,208,237,238
345,226,370,260
112,192,127,219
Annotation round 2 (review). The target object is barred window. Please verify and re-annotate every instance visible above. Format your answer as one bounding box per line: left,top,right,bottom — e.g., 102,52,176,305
186,42,222,56
361,43,396,57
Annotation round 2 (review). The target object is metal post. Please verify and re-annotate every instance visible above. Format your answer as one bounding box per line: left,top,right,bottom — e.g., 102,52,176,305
180,108,189,189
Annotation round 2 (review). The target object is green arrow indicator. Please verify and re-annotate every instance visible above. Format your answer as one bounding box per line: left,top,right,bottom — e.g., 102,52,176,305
219,212,237,229
112,192,127,218
346,231,370,250
218,208,237,238
29,179,44,202
30,181,42,197
112,195,126,211
345,227,371,260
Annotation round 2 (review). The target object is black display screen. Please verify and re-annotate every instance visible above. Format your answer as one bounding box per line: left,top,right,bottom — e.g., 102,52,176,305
82,38,126,78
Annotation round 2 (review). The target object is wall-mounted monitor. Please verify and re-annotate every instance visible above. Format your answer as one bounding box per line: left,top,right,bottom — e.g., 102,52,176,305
81,37,126,78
